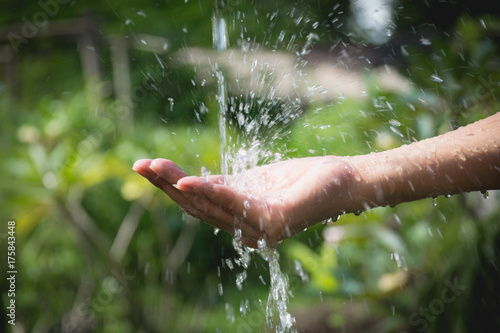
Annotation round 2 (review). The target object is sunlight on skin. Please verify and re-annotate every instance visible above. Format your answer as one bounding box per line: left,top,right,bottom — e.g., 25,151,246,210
134,112,500,248
133,156,354,248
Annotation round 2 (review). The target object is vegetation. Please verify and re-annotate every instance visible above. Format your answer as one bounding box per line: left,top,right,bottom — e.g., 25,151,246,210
1,1,499,332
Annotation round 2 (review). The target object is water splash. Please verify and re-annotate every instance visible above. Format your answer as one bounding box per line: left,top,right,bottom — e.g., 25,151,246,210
210,7,316,331
259,247,297,332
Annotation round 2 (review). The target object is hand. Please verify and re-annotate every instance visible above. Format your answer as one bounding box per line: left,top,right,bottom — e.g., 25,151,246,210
133,114,500,248
133,156,356,248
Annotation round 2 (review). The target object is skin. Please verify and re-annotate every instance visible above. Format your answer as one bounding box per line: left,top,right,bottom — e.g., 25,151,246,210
133,112,500,248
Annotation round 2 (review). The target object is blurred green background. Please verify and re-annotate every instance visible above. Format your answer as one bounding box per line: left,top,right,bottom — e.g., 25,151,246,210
1,0,499,332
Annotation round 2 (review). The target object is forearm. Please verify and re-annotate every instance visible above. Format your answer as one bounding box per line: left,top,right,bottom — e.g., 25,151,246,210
344,113,500,212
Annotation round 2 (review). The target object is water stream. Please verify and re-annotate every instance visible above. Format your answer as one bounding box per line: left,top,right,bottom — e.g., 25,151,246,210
212,11,299,333
212,14,230,178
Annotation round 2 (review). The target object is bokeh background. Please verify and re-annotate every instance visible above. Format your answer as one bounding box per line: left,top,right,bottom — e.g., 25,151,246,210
1,0,500,332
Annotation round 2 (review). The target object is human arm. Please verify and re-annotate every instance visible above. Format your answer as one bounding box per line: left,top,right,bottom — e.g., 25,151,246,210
133,113,500,248
346,112,500,211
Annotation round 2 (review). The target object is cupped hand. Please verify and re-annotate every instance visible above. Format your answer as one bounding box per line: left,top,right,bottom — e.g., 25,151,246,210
133,156,356,248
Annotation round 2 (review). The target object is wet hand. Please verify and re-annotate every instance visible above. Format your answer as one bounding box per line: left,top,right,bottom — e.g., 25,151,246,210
133,157,355,248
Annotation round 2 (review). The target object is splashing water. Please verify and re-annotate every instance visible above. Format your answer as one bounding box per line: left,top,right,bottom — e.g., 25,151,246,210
261,247,297,332
229,238,297,332
211,10,306,332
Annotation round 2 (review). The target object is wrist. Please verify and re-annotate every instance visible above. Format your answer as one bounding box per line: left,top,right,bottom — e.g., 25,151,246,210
343,150,427,212
319,155,367,217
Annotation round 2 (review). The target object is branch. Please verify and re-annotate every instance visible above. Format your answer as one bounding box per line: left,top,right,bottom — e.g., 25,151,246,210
109,200,147,262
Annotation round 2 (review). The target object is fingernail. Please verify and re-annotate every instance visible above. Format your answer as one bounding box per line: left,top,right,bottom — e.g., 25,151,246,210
149,159,158,170
149,160,161,174
132,160,142,171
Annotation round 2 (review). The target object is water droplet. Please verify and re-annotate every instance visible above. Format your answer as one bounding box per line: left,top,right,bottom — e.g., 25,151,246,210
438,210,448,223
436,227,443,239
225,303,235,324
390,126,404,138
419,38,431,45
430,74,443,83
236,271,247,291
168,97,174,111
392,252,408,271
294,260,309,283
432,197,437,206
389,119,401,127
240,299,250,317
250,58,258,72
482,190,489,199
218,283,223,296
201,166,211,177
257,238,267,249
353,172,362,182
453,149,467,162
214,227,220,235
244,200,250,209
234,228,242,240
225,258,234,270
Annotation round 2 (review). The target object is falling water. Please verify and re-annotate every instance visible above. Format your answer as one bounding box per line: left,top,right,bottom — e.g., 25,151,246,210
261,247,296,332
212,11,298,332
212,14,230,178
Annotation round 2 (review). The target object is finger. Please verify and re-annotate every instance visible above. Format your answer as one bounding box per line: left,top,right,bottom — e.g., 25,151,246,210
189,207,259,247
133,159,167,186
202,174,229,185
185,177,278,239
135,160,262,246
190,191,264,238
149,158,189,184
189,193,235,228
177,176,249,216
132,159,155,178
133,159,197,212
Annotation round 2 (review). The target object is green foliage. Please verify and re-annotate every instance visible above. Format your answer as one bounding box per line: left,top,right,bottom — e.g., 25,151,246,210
1,2,500,333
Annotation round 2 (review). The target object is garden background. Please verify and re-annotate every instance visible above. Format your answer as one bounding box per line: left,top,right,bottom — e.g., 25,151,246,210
1,0,500,332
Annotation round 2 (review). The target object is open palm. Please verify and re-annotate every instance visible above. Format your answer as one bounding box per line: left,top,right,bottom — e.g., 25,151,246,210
133,156,354,248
